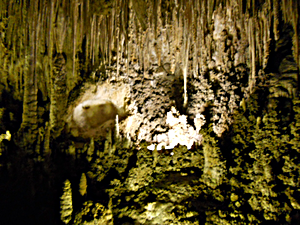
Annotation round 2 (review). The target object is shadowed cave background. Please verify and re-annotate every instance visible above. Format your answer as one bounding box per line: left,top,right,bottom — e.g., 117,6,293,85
0,0,300,224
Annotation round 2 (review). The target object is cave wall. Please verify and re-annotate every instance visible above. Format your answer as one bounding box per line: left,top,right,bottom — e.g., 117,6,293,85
0,0,299,224
0,0,299,148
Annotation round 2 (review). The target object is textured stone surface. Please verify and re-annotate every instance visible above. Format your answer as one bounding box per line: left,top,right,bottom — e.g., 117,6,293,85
0,1,300,225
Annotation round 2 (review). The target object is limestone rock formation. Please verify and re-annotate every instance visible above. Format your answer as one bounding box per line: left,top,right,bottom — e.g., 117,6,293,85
0,0,299,224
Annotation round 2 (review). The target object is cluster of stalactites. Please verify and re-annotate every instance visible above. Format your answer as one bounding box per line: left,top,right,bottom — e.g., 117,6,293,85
0,0,299,149
1,0,299,92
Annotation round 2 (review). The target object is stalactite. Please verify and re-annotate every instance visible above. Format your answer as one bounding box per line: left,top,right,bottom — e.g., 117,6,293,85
20,5,38,150
109,8,115,66
94,16,98,66
0,0,7,18
73,0,78,80
93,15,98,65
183,14,190,108
156,0,162,66
36,8,48,101
95,16,102,67
90,14,96,64
248,17,256,93
85,3,90,65
280,0,299,91
49,53,67,138
192,6,198,78
256,17,262,68
43,122,51,156
145,1,153,72
47,0,54,119
35,126,44,161
36,8,42,55
55,7,67,53
105,16,110,65
0,5,8,88
89,14,94,62
263,18,269,70
170,6,177,73
138,22,144,71
198,0,205,68
98,16,103,63
292,1,299,91
273,0,280,41
116,0,120,77
104,17,108,64
80,0,83,43
142,30,147,76
157,0,162,34
120,33,125,66
135,16,140,67
207,0,215,26
127,0,134,75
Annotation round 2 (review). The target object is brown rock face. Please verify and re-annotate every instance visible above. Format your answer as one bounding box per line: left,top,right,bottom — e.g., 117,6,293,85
68,99,119,138
73,99,118,130
66,82,130,139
